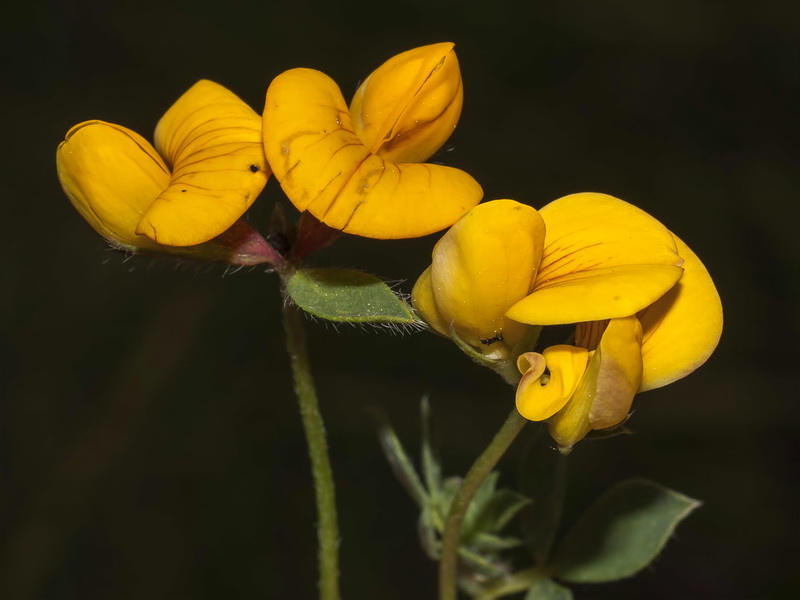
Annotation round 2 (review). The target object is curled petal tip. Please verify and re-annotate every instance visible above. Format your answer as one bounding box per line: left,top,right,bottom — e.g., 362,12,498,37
516,345,589,422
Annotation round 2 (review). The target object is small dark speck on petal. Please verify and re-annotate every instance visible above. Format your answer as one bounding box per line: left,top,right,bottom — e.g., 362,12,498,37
249,165,259,173
181,189,187,192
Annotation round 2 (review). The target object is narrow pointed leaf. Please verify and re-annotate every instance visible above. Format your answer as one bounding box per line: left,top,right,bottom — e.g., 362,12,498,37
418,506,442,560
552,479,701,583
457,547,506,579
472,532,524,553
286,268,416,324
374,415,428,508
420,396,442,505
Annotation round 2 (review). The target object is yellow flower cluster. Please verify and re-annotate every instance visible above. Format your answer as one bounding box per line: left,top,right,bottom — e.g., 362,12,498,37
58,44,722,450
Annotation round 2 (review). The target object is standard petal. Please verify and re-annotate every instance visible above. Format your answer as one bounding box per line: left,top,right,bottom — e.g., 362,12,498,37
350,42,463,164
429,200,545,347
263,68,370,215
136,80,268,246
263,68,481,239
516,346,589,421
57,120,168,250
638,234,723,391
506,192,684,325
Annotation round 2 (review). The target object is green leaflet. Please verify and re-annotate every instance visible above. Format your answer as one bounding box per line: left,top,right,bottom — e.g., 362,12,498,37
285,268,416,324
552,479,701,583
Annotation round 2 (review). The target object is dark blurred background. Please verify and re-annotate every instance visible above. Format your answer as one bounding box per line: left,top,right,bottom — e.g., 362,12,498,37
1,0,798,598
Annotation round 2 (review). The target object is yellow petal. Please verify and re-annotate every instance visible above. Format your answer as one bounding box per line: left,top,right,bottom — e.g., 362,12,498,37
515,346,589,421
324,158,483,239
548,316,643,450
507,193,684,325
349,42,463,164
136,80,268,246
507,264,684,325
263,68,481,239
638,234,723,391
263,68,368,214
411,265,450,336
429,200,545,348
57,120,168,250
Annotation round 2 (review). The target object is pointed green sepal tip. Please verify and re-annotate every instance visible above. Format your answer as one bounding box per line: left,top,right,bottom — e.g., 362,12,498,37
285,268,417,324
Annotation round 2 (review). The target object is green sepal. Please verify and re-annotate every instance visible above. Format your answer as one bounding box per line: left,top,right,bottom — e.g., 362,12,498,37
552,479,701,583
285,268,416,324
524,578,573,600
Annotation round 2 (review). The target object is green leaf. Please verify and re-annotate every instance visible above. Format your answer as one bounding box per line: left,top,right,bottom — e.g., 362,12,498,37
374,415,428,508
286,268,416,324
472,532,524,553
457,547,506,579
461,472,499,541
473,488,532,536
418,506,441,560
552,479,701,583
519,428,567,566
524,578,573,600
420,396,442,506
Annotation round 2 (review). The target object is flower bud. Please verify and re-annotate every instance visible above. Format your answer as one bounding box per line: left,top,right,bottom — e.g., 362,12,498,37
350,42,463,164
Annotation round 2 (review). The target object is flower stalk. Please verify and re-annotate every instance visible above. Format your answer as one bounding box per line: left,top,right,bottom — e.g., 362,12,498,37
282,298,341,600
439,409,528,600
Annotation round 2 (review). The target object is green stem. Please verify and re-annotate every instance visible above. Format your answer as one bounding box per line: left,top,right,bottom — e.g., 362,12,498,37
439,409,528,600
283,301,341,600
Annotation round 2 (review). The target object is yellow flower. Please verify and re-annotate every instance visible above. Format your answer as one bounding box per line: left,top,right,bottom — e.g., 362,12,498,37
57,80,270,250
515,230,722,452
262,43,482,239
412,193,722,451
